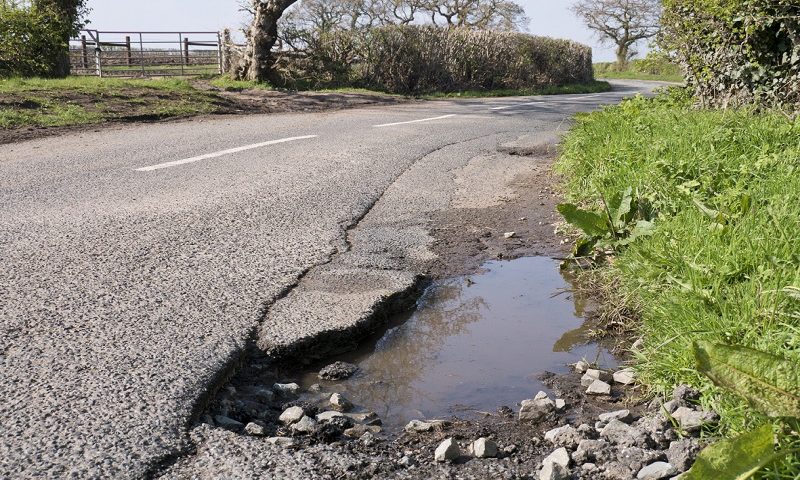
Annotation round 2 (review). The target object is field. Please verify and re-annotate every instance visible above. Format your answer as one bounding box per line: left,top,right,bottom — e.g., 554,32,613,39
556,89,800,477
594,58,684,83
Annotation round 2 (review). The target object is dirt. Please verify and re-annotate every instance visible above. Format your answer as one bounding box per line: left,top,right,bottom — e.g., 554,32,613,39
0,80,408,145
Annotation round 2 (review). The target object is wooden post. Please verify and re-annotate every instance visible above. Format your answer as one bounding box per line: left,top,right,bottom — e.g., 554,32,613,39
125,36,132,67
183,38,189,66
81,35,88,69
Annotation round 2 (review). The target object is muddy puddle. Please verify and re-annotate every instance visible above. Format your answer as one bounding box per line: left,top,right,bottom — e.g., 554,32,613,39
294,256,617,430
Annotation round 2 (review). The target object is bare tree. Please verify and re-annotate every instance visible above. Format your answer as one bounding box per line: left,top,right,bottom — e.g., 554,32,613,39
572,0,661,68
237,0,298,81
421,0,528,30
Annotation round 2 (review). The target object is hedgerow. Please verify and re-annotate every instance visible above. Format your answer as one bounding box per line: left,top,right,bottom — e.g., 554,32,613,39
661,0,800,111
276,26,594,94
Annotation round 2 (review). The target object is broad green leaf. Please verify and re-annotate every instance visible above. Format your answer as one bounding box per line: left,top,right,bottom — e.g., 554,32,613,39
693,341,800,417
683,425,775,480
608,187,633,228
572,236,596,258
557,203,608,237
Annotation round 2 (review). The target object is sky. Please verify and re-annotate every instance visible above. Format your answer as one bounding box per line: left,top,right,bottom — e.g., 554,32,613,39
83,0,629,63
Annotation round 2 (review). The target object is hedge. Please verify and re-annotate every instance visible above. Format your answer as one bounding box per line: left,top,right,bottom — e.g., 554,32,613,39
276,26,594,94
661,0,800,111
0,4,71,78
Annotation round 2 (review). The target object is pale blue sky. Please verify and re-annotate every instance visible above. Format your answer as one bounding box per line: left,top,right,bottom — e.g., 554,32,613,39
84,0,631,62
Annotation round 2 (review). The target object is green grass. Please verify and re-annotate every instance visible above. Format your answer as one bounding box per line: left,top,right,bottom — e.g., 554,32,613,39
594,60,684,83
423,80,612,99
556,89,800,477
0,76,218,129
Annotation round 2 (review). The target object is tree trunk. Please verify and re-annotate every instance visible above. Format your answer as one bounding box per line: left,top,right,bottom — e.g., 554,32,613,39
615,44,629,70
236,0,297,82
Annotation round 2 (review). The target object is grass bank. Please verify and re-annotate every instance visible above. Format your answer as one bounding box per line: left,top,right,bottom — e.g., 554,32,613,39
556,89,800,476
0,77,218,129
422,80,611,99
594,60,684,83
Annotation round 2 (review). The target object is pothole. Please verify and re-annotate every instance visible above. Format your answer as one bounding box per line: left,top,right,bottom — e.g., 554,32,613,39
202,256,617,437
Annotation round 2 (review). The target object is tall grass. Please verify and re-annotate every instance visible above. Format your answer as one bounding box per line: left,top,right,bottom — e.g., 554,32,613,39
556,89,800,476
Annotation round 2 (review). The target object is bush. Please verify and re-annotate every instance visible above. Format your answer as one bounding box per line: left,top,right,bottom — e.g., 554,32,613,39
276,26,593,94
661,0,800,111
0,4,71,78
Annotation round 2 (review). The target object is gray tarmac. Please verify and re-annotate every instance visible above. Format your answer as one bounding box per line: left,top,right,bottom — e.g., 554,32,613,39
0,80,664,478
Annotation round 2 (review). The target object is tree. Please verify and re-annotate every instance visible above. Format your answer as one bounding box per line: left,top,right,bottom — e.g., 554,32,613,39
237,0,299,81
420,0,528,30
572,0,661,69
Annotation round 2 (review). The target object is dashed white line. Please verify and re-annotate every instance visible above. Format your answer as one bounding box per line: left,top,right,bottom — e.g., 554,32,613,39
135,135,318,172
373,114,457,128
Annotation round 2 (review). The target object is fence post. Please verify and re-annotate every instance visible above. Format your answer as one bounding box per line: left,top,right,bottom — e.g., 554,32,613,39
94,32,102,77
81,35,88,69
125,36,132,67
139,33,146,76
183,37,190,66
217,31,224,75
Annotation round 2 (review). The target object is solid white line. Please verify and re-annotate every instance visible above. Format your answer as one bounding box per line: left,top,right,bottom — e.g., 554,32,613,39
373,114,456,128
135,135,318,172
490,101,542,111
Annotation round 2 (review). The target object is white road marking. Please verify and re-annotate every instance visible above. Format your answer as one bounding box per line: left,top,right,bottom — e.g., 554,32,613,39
373,114,456,128
135,135,318,172
490,101,542,111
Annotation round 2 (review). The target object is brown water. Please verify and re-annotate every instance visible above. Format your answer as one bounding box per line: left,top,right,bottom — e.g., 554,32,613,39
299,256,617,429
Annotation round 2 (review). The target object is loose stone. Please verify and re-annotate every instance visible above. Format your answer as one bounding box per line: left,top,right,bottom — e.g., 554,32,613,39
586,379,612,395
573,360,590,373
601,419,649,448
584,368,613,382
555,398,566,411
544,425,581,449
519,397,555,422
599,409,634,424
539,462,568,480
613,367,636,385
637,461,676,479
272,382,300,396
329,392,354,412
316,410,345,422
318,361,359,380
434,438,461,462
290,415,317,434
671,406,718,432
469,437,498,458
503,232,516,239
667,438,701,472
542,447,570,468
265,436,295,447
244,421,266,436
534,391,549,400
279,406,305,425
344,424,382,438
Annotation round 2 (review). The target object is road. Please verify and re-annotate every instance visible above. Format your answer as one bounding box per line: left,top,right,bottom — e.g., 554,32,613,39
0,80,662,478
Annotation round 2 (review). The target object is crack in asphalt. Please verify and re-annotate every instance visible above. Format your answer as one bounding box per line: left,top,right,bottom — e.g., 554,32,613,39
144,131,505,478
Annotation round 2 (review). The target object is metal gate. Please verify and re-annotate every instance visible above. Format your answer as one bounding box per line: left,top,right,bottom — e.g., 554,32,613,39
69,30,223,77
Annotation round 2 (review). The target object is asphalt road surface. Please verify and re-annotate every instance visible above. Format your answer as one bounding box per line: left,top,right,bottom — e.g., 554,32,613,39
0,80,664,478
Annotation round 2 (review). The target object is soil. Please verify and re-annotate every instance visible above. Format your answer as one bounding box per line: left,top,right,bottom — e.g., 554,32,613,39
0,80,408,145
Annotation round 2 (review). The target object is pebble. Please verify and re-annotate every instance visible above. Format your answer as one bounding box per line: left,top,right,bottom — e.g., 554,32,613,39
318,361,359,380
613,367,636,385
329,392,354,412
316,410,344,422
244,421,266,436
503,231,516,239
555,398,566,411
637,461,676,479
434,438,461,462
671,406,718,432
272,382,301,396
398,455,417,467
265,436,295,447
290,415,317,434
469,437,498,458
278,406,305,425
344,411,380,424
586,379,612,395
599,409,634,424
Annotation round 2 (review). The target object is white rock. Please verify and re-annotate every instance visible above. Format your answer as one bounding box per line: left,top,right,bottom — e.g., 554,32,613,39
244,422,266,436
599,409,633,424
543,447,571,468
265,436,294,447
584,368,612,383
345,411,380,424
344,424,382,437
469,437,498,458
405,419,435,433
534,391,550,400
503,232,516,239
434,438,461,462
519,397,555,422
586,379,612,395
555,399,566,411
316,410,345,422
279,406,305,425
273,382,300,395
544,425,574,444
290,415,317,434
672,406,717,431
613,368,636,385
330,392,354,412
637,461,676,479
573,360,590,374
539,462,568,480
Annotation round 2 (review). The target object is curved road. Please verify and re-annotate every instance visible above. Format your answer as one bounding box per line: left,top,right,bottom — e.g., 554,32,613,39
0,80,661,478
